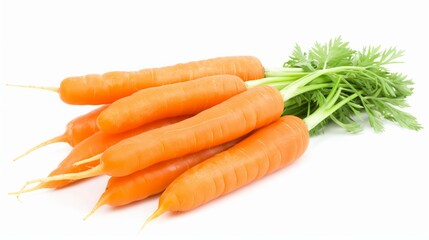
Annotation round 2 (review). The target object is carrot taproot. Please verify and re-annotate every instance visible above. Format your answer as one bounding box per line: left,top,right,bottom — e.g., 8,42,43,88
20,85,284,189
97,75,247,134
144,115,309,224
13,116,188,194
13,105,108,161
84,137,243,219
22,56,262,105
142,76,365,225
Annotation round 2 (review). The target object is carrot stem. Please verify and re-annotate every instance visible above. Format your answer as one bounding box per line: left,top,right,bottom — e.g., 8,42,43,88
13,134,68,161
6,83,59,93
279,66,365,100
245,76,298,89
264,67,307,77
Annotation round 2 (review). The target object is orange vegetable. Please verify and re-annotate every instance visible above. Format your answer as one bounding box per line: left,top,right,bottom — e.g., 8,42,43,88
145,115,309,224
21,85,283,188
59,56,263,104
85,138,242,219
97,75,246,134
15,116,188,194
14,105,108,161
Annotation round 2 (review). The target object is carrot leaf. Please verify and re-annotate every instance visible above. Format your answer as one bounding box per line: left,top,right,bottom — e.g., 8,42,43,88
276,37,421,134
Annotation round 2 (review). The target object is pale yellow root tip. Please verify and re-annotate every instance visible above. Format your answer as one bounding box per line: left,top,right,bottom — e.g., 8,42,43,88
140,205,167,232
11,165,104,194
83,194,108,221
6,83,59,93
73,153,102,167
8,182,29,202
9,182,45,202
8,182,45,196
13,134,67,161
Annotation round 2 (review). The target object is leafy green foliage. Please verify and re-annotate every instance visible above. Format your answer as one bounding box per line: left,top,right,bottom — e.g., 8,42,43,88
280,37,421,134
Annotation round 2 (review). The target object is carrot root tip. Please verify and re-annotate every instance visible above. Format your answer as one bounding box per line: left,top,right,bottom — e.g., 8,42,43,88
73,153,102,167
140,206,167,232
6,83,59,93
9,180,43,198
13,134,67,161
9,182,45,196
83,196,107,221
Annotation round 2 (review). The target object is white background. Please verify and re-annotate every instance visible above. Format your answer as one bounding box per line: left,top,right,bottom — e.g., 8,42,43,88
1,0,428,239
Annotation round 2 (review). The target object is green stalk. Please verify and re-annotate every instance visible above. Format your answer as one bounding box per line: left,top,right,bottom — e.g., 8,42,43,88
304,89,361,131
279,66,365,100
245,76,301,88
264,67,307,77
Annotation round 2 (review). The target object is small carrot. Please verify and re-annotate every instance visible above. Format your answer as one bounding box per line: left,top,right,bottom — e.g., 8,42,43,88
13,116,188,194
97,75,247,134
144,115,309,224
19,85,284,189
84,137,242,219
14,56,264,105
13,105,108,161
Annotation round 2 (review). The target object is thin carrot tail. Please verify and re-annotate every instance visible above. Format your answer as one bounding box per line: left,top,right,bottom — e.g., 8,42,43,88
84,193,109,220
13,134,68,161
13,164,104,194
73,153,102,167
140,205,168,232
9,182,46,195
6,83,59,93
8,182,47,202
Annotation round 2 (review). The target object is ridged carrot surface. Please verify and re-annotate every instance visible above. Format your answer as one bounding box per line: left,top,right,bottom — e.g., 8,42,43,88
146,115,309,222
99,85,284,177
85,138,242,219
97,75,246,134
24,85,283,186
60,56,264,104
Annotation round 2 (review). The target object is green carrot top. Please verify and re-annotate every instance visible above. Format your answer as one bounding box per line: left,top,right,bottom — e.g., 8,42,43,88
246,37,422,135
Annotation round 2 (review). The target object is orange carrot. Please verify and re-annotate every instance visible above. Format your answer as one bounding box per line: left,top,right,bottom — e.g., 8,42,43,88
20,85,283,188
13,105,108,161
97,75,247,134
57,56,263,105
85,138,242,219
145,115,309,223
15,116,188,193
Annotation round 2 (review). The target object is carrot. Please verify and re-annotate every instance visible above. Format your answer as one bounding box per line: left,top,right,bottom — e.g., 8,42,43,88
84,137,243,219
13,105,108,161
13,116,188,194
142,73,369,225
23,56,263,105
20,85,284,189
97,75,247,134
144,115,309,224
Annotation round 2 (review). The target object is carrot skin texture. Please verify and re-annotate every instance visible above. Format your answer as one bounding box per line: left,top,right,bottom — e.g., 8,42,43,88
59,56,264,105
99,138,242,207
156,115,309,213
100,85,284,177
39,116,188,189
65,105,109,146
97,75,247,134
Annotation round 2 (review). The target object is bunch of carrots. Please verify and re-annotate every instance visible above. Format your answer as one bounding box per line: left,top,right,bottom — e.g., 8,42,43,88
10,37,421,230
